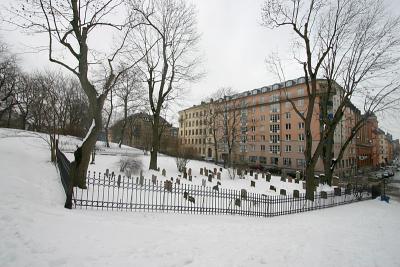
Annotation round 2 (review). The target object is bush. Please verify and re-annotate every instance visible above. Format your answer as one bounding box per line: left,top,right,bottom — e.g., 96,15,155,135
119,156,143,177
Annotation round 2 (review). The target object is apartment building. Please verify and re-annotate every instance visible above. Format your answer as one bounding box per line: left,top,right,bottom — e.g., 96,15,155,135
178,78,357,177
356,114,380,171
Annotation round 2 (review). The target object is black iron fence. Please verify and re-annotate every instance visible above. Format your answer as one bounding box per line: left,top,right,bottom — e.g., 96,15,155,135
72,171,372,217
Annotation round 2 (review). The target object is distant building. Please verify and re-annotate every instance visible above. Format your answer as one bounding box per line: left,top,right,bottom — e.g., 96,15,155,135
110,112,178,154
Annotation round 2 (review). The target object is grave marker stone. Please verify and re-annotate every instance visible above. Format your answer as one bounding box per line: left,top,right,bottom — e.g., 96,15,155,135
208,175,212,182
139,176,144,186
332,176,339,186
188,168,192,176
321,191,328,199
295,171,301,180
176,178,180,185
334,187,341,196
205,169,209,176
217,172,221,180
254,173,258,180
269,185,276,191
302,182,306,190
164,180,172,192
250,170,253,176
189,175,192,182
183,172,187,179
214,168,217,174
288,177,292,183
293,190,300,198
241,189,247,200
162,169,166,177
117,175,121,187
152,175,157,185
202,179,206,187
280,189,286,195
266,172,271,182
200,168,203,175
251,181,256,187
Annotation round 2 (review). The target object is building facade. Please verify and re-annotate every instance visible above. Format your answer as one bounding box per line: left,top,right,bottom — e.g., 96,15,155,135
178,78,357,177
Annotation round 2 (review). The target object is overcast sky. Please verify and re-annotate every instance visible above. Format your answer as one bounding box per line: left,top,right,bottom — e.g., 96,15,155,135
1,0,400,139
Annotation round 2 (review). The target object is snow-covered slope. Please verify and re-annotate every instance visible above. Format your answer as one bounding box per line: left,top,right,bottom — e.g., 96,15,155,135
1,128,400,267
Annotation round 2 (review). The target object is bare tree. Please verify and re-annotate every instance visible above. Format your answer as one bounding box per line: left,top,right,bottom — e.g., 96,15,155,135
6,0,150,195
261,0,400,200
114,67,144,147
128,0,201,170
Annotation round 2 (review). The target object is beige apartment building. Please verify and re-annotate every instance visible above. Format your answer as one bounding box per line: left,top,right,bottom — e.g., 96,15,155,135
178,78,357,177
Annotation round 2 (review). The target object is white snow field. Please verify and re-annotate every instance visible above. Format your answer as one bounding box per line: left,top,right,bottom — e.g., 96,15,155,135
1,128,400,267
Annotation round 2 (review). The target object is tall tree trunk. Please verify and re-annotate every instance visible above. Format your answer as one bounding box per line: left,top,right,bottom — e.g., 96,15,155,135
119,98,128,148
149,114,160,170
322,130,335,186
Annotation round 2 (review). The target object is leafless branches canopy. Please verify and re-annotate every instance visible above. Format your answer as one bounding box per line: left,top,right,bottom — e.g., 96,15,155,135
262,0,400,199
127,0,201,170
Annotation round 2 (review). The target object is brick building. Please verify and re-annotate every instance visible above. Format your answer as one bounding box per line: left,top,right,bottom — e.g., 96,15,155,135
178,78,357,177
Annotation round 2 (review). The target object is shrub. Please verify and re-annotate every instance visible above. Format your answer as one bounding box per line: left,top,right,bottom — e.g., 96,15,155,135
119,156,143,177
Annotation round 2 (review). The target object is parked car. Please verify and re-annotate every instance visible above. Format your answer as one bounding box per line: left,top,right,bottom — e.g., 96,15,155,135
383,171,389,178
388,170,394,177
375,173,383,179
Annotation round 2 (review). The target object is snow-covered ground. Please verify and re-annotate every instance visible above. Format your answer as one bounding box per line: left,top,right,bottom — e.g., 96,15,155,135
1,128,400,267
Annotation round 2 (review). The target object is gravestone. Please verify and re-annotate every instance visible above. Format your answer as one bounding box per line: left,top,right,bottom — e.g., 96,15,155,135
293,189,300,198
250,170,253,176
295,179,299,184
280,189,286,195
345,187,351,195
266,172,271,182
241,189,247,200
189,175,192,182
183,172,187,179
117,174,121,187
176,178,180,185
262,173,265,179
214,168,217,174
235,198,241,207
251,181,256,187
188,168,192,176
171,177,174,181
220,167,223,172
205,169,209,176
217,172,221,180
202,179,206,187
254,173,258,180
281,170,286,181
105,169,109,177
162,169,166,177
200,168,203,175
157,167,160,172
245,170,248,175
314,175,320,186
332,176,339,186
151,175,157,185
280,176,286,182
321,191,328,199
302,182,306,190
288,177,292,183
140,170,144,179
208,174,212,182
295,171,301,180
139,176,144,186
237,168,241,175
334,187,341,196
269,185,276,192
319,174,326,184
164,180,172,192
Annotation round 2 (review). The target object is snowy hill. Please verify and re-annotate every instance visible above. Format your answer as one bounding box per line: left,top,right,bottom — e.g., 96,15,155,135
1,128,400,267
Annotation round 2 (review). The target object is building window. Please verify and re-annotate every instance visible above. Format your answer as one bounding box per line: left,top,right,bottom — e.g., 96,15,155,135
260,156,267,164
297,99,304,107
261,135,266,141
298,133,305,141
298,88,304,96
249,156,257,163
283,158,292,166
285,145,292,152
261,145,266,151
298,145,305,153
270,145,280,154
285,123,291,130
285,112,291,119
270,124,280,133
270,135,280,143
298,122,305,129
260,115,266,121
271,157,279,165
270,103,280,113
270,114,280,122
297,159,306,167
285,134,291,141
